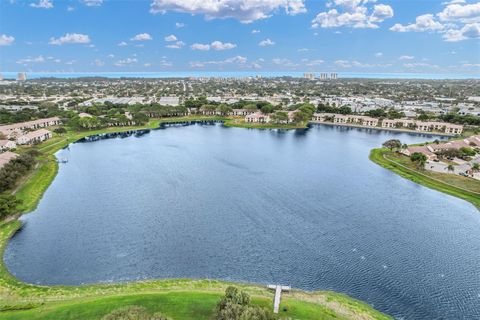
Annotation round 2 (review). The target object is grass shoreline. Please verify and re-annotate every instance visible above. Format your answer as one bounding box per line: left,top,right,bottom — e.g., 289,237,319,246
370,148,480,209
0,115,390,319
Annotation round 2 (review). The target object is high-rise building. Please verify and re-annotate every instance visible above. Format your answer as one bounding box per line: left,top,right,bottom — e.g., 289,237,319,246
303,73,315,80
17,72,27,81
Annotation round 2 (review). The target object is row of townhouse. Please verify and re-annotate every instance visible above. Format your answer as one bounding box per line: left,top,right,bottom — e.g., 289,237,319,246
0,117,59,149
245,111,298,124
312,113,378,127
402,135,480,161
312,113,464,134
199,109,258,117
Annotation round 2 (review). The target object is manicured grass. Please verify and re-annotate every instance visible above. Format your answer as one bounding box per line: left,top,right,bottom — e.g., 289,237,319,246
370,148,480,209
224,117,308,129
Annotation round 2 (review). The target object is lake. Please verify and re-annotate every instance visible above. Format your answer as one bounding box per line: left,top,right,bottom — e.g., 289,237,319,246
4,123,480,319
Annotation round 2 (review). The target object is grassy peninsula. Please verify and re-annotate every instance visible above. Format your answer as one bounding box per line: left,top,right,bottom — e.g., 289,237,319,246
370,148,480,209
0,116,390,320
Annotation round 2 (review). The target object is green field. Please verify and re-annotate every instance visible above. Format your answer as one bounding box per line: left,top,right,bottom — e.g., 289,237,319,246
370,148,480,209
0,116,391,319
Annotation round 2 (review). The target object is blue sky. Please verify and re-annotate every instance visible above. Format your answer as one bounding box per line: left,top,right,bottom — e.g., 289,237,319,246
0,0,479,74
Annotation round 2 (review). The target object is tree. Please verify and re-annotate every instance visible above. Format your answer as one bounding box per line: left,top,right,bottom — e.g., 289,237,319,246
53,127,67,135
410,152,427,169
217,104,233,116
102,306,169,320
214,287,276,320
338,105,352,115
260,104,274,114
271,111,288,124
447,164,455,172
472,162,480,171
382,139,402,151
0,194,22,220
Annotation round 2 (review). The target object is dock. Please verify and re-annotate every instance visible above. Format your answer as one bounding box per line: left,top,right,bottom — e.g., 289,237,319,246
267,284,290,313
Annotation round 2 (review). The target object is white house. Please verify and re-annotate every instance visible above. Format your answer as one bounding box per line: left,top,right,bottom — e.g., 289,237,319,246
0,140,16,151
17,129,52,145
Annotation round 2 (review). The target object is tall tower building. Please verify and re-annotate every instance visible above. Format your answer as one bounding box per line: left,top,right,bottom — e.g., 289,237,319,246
17,72,27,81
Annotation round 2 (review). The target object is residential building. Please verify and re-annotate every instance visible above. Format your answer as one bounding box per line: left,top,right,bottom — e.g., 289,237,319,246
245,112,270,123
0,140,17,151
0,117,61,134
17,129,52,145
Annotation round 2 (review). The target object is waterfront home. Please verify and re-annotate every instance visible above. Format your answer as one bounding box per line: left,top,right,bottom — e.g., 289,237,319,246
230,109,256,116
17,129,52,145
312,113,336,121
444,123,463,135
245,112,270,123
0,140,17,151
0,117,61,134
333,114,349,124
350,115,378,127
402,146,438,161
0,151,18,169
381,119,415,129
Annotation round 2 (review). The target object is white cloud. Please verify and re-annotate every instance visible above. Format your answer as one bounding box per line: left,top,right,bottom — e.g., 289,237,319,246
399,55,414,60
304,59,324,66
30,0,53,9
166,41,185,49
131,33,153,41
272,58,298,67
150,0,306,23
252,29,260,33
259,38,275,46
114,58,138,66
298,48,309,52
390,3,480,42
67,5,75,11
191,43,210,50
118,41,128,46
371,4,393,22
211,40,236,50
334,59,392,68
82,0,103,6
107,54,115,58
312,1,393,29
390,14,444,32
164,34,177,42
190,55,248,68
49,33,90,45
403,62,439,69
374,52,383,57
437,2,480,23
443,22,480,41
175,22,185,28
16,55,45,64
0,34,15,46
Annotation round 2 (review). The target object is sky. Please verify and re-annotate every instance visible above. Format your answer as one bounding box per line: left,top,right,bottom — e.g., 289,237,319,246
0,0,479,75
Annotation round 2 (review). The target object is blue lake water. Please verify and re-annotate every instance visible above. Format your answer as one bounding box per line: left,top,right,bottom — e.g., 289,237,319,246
4,123,480,319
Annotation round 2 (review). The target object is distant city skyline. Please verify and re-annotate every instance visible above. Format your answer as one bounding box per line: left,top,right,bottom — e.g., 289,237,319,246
1,0,479,74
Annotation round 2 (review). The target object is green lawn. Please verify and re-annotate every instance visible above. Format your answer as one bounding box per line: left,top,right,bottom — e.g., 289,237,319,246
0,291,381,320
370,148,480,209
